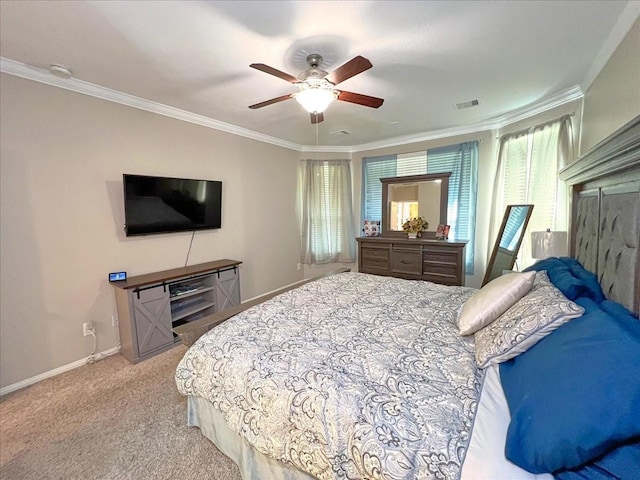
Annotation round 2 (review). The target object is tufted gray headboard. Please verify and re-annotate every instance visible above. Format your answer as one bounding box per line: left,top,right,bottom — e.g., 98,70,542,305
560,115,640,316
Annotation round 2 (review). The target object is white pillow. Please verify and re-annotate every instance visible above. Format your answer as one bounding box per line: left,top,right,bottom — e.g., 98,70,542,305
458,271,536,336
474,271,584,368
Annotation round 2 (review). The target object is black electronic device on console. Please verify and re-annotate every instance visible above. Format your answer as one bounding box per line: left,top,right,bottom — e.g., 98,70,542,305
109,271,127,282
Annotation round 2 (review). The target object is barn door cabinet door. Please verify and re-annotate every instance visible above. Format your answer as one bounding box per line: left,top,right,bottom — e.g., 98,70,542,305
131,285,173,357
215,267,241,311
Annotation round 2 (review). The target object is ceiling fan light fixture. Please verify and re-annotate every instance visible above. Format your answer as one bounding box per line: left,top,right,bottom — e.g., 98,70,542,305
294,88,337,114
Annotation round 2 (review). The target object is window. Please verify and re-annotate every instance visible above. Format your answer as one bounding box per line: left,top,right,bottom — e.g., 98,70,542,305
298,159,355,264
362,142,479,274
492,116,573,269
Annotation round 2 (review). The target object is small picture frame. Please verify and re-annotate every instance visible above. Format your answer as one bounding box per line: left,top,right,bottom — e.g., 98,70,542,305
363,220,381,237
435,224,451,240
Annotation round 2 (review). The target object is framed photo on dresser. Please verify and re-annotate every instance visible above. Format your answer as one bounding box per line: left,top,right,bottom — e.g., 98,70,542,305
363,220,381,237
436,224,450,239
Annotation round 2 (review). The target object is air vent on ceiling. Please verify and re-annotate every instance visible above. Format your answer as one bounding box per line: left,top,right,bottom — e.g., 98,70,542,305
329,129,351,136
455,99,479,110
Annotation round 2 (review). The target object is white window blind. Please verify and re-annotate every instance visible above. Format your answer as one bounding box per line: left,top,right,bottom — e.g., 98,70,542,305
298,159,356,265
493,116,572,269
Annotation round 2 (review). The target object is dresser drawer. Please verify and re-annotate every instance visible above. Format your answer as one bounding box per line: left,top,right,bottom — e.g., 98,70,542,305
422,272,459,285
392,247,422,275
423,245,464,285
361,245,390,271
423,247,460,264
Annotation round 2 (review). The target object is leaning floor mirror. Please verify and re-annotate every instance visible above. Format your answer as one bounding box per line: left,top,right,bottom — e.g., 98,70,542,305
482,204,534,286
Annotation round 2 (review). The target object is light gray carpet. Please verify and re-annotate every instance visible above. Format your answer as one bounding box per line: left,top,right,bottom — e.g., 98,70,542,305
0,345,242,480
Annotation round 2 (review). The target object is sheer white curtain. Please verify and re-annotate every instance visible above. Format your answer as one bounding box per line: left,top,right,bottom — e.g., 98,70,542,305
298,159,355,264
491,116,573,269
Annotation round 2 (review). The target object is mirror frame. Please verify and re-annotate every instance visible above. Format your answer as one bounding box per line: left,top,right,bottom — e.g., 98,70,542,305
381,173,451,237
482,204,534,286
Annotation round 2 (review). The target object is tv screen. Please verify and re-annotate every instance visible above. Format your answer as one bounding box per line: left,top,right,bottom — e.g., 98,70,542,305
123,174,222,236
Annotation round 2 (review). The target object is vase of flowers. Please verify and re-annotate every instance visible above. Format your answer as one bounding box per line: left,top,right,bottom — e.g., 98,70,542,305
402,217,428,238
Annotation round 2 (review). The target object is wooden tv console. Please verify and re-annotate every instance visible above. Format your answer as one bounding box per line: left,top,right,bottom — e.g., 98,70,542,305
111,259,241,363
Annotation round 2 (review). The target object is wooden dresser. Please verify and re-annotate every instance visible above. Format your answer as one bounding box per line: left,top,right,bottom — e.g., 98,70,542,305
356,237,467,286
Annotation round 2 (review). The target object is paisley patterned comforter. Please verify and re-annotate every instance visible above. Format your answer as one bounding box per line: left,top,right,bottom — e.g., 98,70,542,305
175,272,482,480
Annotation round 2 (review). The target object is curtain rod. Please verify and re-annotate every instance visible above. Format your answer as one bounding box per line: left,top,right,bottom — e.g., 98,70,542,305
497,113,574,140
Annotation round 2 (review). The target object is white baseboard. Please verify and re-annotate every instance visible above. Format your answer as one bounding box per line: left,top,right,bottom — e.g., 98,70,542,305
0,345,121,397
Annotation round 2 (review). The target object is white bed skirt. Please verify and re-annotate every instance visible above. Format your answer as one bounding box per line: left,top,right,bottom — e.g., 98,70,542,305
187,395,317,480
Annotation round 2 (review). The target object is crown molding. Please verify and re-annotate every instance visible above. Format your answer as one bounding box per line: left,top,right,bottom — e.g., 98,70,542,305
2,56,582,155
344,85,584,153
491,85,584,129
0,57,302,152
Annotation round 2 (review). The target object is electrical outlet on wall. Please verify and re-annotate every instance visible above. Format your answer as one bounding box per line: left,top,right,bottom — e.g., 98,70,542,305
111,315,118,327
83,322,95,336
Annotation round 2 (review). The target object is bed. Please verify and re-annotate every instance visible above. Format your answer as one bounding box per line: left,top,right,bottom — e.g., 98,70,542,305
175,115,640,480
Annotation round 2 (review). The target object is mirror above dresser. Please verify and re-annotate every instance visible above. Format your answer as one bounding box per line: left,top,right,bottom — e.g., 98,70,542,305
381,173,450,237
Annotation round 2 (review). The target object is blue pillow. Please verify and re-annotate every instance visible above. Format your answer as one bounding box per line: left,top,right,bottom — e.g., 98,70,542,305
499,302,640,473
566,259,604,303
524,257,605,302
555,440,640,480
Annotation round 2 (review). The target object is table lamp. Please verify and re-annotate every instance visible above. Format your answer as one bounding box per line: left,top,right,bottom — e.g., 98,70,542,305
531,228,568,259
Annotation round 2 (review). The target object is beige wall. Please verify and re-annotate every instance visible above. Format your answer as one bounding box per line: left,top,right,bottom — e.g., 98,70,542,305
0,74,301,388
580,18,640,154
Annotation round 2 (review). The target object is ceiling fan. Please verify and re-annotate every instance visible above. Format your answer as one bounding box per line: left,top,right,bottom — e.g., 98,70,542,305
248,54,384,124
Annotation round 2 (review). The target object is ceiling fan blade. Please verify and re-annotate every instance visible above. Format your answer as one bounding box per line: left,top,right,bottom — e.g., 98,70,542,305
310,112,324,124
249,63,299,83
248,94,293,109
326,56,373,85
337,90,384,108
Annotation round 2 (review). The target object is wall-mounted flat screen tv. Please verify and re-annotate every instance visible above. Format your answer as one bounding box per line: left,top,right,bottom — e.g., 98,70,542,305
123,174,222,236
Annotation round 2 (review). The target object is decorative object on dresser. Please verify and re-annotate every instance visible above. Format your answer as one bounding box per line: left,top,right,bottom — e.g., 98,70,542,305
362,220,381,237
111,259,241,363
402,216,428,238
435,224,451,239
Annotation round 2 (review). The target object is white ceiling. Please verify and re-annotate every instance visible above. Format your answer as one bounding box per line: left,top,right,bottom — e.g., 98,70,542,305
1,1,637,150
